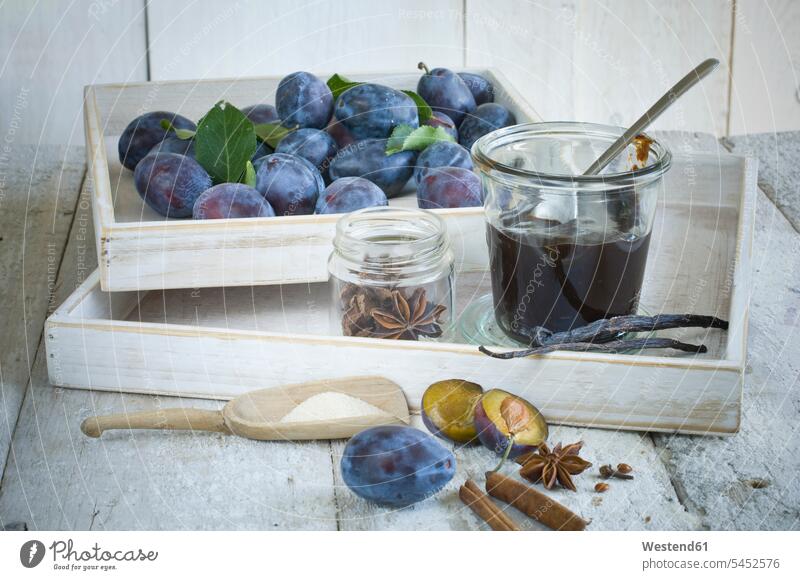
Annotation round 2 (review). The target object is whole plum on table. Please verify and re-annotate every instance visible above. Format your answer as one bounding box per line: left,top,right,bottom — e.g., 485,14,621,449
241,103,280,125
421,379,484,444
458,103,516,151
193,183,275,219
328,139,416,198
473,389,548,459
149,135,196,158
254,153,323,216
276,71,333,130
118,111,196,170
315,177,387,214
413,141,473,185
340,425,456,508
275,128,338,177
335,83,419,141
133,152,211,218
417,167,482,210
457,72,495,105
416,63,476,126
424,111,458,141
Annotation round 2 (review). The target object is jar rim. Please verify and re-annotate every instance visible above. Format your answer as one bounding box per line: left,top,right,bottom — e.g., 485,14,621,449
471,121,672,188
333,206,450,272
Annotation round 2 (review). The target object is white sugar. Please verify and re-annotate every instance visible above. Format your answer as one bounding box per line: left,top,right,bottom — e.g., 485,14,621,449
279,392,390,423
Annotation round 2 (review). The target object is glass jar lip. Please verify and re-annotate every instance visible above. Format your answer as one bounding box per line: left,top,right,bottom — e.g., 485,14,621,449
472,121,672,187
333,206,448,257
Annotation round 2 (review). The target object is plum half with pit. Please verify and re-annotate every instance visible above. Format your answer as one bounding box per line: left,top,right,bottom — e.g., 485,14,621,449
340,425,456,508
335,83,419,141
276,71,333,130
254,152,324,216
118,111,196,170
458,103,516,151
328,139,416,198
192,183,275,219
417,167,482,209
315,177,387,214
413,141,473,185
416,63,476,126
473,389,548,459
421,379,484,444
133,152,211,218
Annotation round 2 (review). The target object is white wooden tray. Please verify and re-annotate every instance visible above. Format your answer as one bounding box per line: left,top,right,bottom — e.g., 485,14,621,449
46,151,755,435
85,69,539,292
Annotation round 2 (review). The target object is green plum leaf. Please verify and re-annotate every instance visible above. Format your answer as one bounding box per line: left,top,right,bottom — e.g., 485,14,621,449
385,125,454,155
254,123,294,149
402,90,432,123
194,101,257,184
243,160,256,188
159,119,196,140
327,73,363,99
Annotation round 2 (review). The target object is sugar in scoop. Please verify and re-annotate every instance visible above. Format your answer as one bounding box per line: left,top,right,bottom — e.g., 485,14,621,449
280,392,390,423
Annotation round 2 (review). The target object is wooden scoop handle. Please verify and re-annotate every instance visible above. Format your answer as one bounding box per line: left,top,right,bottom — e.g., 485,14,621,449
81,408,230,438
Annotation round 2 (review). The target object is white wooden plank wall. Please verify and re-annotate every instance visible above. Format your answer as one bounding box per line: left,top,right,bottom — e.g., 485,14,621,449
0,0,798,146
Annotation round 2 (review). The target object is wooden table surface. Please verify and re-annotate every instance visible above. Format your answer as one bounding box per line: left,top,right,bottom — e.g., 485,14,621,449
0,132,798,531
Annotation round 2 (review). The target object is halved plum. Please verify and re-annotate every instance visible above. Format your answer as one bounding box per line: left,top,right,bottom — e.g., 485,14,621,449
421,379,484,444
473,389,548,459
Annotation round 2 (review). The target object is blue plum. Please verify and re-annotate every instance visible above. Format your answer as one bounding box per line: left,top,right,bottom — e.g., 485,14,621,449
326,120,356,149
328,139,416,198
424,111,458,141
335,83,419,141
457,72,495,105
458,103,516,151
118,111,196,170
340,425,456,508
416,65,476,126
241,103,279,125
133,152,211,218
254,153,323,216
413,141,473,185
276,128,338,177
193,183,275,219
276,71,333,129
149,135,195,158
315,177,387,214
417,167,482,209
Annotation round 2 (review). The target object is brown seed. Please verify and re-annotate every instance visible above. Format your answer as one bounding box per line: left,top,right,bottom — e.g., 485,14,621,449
617,463,633,474
595,482,609,493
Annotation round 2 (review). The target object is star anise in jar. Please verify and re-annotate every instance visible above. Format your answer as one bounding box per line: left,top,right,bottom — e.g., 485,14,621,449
517,441,592,492
371,287,446,340
340,283,395,337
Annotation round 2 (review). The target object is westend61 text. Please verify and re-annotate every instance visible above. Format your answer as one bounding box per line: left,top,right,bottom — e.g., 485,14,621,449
642,541,708,552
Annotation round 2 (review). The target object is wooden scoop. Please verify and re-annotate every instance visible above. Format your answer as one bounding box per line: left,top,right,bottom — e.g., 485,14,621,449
80,377,409,441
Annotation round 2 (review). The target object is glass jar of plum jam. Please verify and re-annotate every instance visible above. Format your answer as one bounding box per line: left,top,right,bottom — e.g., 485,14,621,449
472,122,671,344
329,207,455,341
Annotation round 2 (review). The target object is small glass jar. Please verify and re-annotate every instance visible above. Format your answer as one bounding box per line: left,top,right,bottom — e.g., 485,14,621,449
329,206,455,341
472,122,671,343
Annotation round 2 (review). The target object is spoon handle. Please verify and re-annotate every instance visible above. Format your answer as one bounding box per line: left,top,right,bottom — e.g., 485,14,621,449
81,408,229,438
582,58,720,176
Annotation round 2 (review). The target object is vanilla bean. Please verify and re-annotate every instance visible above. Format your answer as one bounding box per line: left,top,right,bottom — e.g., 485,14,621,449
514,314,728,348
479,338,708,359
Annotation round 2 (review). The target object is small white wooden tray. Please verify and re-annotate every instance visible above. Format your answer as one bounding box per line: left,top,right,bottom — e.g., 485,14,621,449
46,151,756,435
85,69,539,292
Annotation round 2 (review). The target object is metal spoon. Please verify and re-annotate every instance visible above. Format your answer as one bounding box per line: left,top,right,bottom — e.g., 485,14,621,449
582,58,720,176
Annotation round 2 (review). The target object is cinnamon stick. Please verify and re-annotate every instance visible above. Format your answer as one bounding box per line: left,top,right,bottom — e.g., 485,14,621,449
459,479,520,531
485,471,589,531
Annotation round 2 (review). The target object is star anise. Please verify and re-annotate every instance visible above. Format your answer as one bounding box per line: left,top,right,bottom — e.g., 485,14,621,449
340,284,395,337
371,287,446,340
517,441,592,492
